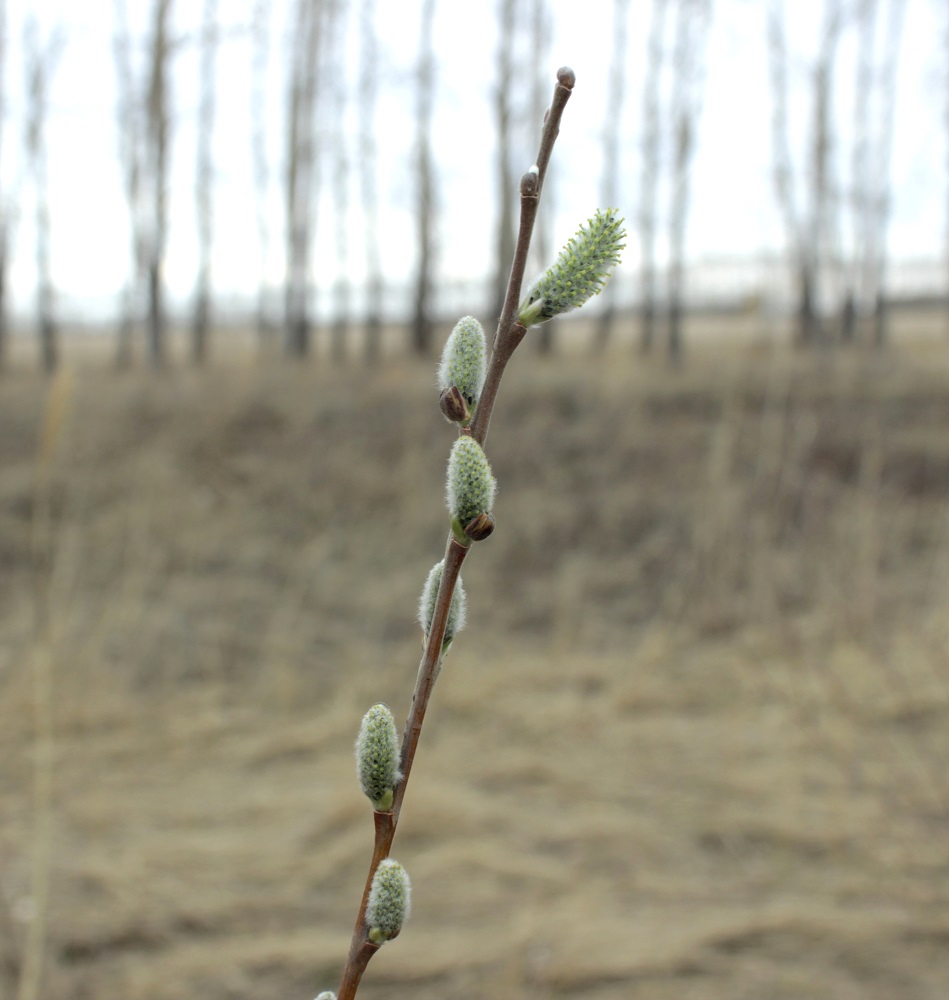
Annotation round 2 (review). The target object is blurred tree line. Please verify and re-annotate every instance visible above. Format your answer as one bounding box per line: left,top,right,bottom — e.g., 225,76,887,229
0,0,943,373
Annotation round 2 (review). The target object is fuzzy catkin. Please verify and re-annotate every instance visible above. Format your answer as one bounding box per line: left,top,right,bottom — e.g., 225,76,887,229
438,316,487,408
518,208,626,326
366,859,411,943
418,559,467,648
446,436,496,528
355,705,400,811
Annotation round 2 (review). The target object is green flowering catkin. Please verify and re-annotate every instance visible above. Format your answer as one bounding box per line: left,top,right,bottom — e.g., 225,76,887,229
518,208,626,326
438,315,487,413
446,436,496,542
366,859,411,944
418,559,467,650
355,705,401,811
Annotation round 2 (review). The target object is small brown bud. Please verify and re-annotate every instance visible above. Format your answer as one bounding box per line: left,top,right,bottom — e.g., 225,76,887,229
439,386,470,423
463,511,495,542
557,66,576,89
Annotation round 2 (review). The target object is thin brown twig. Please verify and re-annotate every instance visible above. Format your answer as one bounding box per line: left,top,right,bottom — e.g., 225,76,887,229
471,65,575,446
335,66,575,1000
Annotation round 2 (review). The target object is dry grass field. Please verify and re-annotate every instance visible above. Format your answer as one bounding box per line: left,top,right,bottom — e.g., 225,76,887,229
2,321,949,999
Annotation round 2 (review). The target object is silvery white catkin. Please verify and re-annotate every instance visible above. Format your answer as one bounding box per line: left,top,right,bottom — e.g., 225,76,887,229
366,859,411,944
437,315,487,410
418,559,467,650
355,705,401,811
446,436,496,529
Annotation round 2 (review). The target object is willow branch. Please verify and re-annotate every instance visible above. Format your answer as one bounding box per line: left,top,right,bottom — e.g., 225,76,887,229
335,65,576,1000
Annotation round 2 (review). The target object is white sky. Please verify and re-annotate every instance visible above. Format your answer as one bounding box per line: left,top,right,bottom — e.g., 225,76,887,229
3,0,946,322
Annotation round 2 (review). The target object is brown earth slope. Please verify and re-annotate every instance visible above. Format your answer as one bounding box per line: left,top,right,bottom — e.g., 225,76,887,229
1,337,948,999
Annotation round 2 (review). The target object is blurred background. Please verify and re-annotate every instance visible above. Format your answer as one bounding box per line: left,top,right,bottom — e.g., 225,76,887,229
1,0,948,998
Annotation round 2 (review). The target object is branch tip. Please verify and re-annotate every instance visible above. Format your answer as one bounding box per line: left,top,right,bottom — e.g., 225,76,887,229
557,66,576,89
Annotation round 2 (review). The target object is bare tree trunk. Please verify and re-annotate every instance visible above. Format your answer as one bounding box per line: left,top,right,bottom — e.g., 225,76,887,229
869,0,906,348
410,0,437,357
0,233,8,371
112,0,145,369
592,0,630,353
946,4,949,336
767,0,818,348
359,0,384,364
804,0,843,349
250,0,273,348
284,0,324,359
0,0,8,372
639,0,668,355
666,0,711,365
528,0,555,356
491,0,518,326
842,0,878,346
191,0,217,365
145,0,173,369
328,0,350,365
24,18,62,374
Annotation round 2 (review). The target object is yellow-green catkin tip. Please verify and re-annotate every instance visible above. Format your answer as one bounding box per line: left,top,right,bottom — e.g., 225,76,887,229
355,704,401,811
518,208,627,326
418,559,467,650
437,316,487,415
446,436,496,534
366,859,411,944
